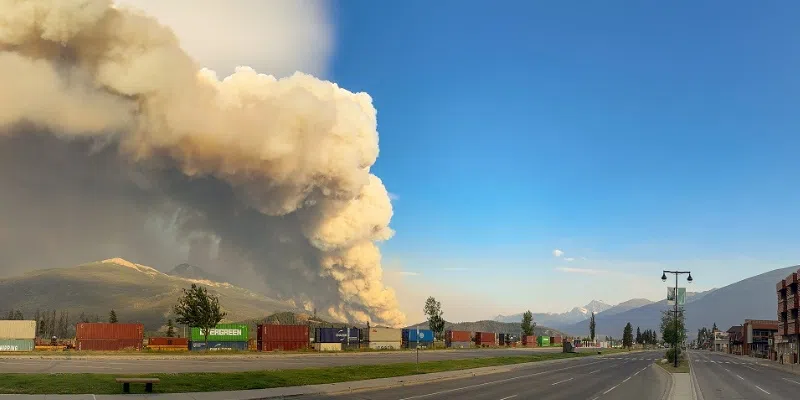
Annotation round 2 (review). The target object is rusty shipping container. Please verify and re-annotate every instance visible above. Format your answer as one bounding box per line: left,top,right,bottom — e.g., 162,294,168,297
259,340,308,351
552,336,563,344
522,335,537,346
77,339,143,351
0,321,36,339
76,323,144,340
445,330,471,343
474,332,496,346
257,324,309,351
148,337,188,346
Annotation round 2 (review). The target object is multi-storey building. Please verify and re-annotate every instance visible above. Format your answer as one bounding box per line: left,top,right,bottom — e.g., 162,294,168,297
777,269,800,363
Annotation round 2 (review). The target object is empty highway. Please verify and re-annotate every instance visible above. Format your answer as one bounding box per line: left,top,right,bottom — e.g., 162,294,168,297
300,350,667,400
691,350,800,399
0,347,603,373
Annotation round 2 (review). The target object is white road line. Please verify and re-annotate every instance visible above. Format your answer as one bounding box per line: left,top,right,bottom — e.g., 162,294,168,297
736,375,744,380
633,370,641,376
603,384,619,395
724,368,730,372
589,369,601,374
499,396,517,400
551,378,574,386
396,360,601,400
622,377,631,383
755,385,770,395
744,365,758,371
782,377,800,385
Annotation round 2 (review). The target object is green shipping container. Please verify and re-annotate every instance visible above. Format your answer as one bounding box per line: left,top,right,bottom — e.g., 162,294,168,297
190,324,249,342
537,336,550,346
0,339,35,352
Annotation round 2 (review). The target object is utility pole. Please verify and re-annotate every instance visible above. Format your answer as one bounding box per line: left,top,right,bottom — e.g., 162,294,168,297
662,270,693,368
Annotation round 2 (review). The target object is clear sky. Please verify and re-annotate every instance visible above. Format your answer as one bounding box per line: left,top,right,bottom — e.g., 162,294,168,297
126,0,800,324
326,0,800,322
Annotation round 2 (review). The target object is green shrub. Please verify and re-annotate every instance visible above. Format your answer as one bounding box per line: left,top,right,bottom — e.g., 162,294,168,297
665,347,682,363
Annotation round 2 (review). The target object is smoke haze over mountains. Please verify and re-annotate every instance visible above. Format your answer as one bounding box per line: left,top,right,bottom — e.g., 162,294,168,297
0,0,404,327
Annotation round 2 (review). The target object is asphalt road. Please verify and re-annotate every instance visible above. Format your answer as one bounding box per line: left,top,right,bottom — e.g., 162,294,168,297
300,350,668,400
691,350,800,400
0,347,601,373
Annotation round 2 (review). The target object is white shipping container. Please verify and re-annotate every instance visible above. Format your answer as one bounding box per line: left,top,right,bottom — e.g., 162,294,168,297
314,342,342,352
365,328,402,342
0,321,36,339
367,341,402,350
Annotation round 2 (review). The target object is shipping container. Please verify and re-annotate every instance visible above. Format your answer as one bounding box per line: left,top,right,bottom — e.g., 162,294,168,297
522,335,536,345
190,324,248,342
402,329,434,343
148,337,188,346
77,339,143,351
259,340,309,351
76,323,144,340
552,336,563,344
366,341,402,350
315,328,360,344
447,341,472,349
445,330,471,343
0,321,36,340
475,332,496,346
365,327,402,342
314,342,342,351
0,339,35,352
189,341,248,351
257,325,309,342
146,345,188,352
537,336,550,346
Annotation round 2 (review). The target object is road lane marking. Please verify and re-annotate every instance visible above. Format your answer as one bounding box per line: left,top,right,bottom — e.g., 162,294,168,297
603,384,619,394
724,368,730,372
396,360,602,400
551,378,573,386
736,375,744,380
755,385,770,394
622,377,631,383
744,365,757,371
589,369,601,374
499,396,517,400
633,370,641,376
782,378,800,385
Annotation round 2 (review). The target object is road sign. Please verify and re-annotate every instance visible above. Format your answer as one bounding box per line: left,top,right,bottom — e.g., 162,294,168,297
667,287,686,306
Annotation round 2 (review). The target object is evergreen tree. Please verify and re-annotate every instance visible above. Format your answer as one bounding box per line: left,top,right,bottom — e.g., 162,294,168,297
635,326,642,344
622,322,634,349
109,309,118,323
520,310,535,336
49,310,56,337
589,312,596,341
6,310,13,320
166,319,176,338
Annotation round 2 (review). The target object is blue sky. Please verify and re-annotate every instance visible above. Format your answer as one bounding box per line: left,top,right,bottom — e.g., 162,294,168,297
324,0,800,321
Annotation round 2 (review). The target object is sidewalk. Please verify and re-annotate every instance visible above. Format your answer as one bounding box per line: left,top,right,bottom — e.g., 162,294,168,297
0,353,627,400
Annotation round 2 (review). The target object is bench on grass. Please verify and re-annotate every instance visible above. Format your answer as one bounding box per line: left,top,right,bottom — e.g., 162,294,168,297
115,377,160,393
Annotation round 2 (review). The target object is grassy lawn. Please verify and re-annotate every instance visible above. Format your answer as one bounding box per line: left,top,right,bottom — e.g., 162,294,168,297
0,350,633,394
656,359,690,373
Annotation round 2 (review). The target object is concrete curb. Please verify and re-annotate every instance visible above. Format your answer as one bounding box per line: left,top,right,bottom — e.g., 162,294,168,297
651,363,673,400
688,353,703,400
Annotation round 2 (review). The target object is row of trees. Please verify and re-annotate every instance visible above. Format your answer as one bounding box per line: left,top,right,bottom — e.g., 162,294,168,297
636,327,658,345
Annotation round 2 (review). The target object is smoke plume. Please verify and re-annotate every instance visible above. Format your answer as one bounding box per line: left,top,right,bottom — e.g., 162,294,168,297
0,0,405,326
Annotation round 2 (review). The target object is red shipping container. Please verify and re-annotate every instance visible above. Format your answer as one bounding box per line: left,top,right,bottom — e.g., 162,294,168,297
445,330,471,343
257,325,309,352
77,339,143,351
148,337,189,346
474,332,496,345
76,323,144,340
522,335,537,345
259,341,308,351
552,336,563,344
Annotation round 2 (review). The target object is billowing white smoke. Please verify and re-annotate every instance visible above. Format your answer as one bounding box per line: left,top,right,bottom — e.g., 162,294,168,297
0,0,405,327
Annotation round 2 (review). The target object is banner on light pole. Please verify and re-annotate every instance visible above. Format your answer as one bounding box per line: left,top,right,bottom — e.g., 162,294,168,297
667,287,686,306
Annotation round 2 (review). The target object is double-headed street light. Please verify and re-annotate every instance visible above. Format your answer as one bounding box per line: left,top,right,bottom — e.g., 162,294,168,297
662,270,693,367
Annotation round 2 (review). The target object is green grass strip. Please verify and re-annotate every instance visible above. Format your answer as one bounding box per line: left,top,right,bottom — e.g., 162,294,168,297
0,349,631,394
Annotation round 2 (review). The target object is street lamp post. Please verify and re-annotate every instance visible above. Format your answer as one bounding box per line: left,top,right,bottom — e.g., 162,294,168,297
662,270,693,368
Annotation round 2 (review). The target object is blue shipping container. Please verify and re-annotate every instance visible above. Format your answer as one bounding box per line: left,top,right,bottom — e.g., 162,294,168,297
189,341,248,351
315,328,360,343
402,329,434,343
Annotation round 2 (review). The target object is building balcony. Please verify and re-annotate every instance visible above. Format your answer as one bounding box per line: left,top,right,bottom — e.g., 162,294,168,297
788,273,799,286
778,279,787,292
780,300,788,313
788,321,800,335
778,324,787,336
